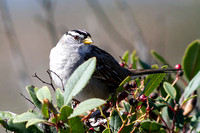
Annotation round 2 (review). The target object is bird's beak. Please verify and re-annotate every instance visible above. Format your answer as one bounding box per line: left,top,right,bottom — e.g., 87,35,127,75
83,36,93,44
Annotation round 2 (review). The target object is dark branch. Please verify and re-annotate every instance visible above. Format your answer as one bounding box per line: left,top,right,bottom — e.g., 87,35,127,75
20,93,34,105
48,69,65,91
32,72,55,91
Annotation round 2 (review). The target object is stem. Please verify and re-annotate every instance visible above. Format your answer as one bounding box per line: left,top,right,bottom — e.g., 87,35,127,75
172,77,179,86
99,106,110,129
157,114,171,132
171,112,177,132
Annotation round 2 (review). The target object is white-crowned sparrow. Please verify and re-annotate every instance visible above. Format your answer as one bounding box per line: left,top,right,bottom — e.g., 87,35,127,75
50,29,177,101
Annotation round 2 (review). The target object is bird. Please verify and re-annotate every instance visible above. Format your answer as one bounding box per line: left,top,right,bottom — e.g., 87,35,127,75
49,29,178,102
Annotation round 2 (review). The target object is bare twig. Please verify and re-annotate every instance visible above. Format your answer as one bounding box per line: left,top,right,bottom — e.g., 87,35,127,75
20,93,35,106
32,72,55,91
48,69,65,91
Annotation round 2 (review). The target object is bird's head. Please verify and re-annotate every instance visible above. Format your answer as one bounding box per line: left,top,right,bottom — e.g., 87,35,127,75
61,29,93,45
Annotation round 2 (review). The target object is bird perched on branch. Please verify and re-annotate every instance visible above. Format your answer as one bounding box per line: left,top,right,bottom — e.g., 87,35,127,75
49,29,178,101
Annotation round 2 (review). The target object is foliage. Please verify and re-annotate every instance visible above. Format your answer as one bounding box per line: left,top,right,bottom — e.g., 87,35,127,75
0,40,200,132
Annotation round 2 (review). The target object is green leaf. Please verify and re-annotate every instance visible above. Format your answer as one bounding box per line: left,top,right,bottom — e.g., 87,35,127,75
0,111,16,129
122,51,129,64
143,73,166,96
138,58,151,69
69,98,105,118
26,86,42,109
64,57,96,105
68,116,84,133
184,71,200,100
151,50,169,65
13,112,41,123
26,118,47,128
36,86,51,102
103,128,111,133
140,121,162,131
163,82,176,100
121,123,134,133
190,112,200,131
0,111,43,133
182,40,200,80
123,101,131,113
56,88,64,109
0,111,16,120
60,105,73,121
175,109,184,129
42,102,49,118
110,109,123,133
182,95,197,106
130,50,137,69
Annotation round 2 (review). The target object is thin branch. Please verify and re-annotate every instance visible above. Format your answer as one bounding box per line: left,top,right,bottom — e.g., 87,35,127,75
32,72,55,91
48,69,65,91
20,93,35,106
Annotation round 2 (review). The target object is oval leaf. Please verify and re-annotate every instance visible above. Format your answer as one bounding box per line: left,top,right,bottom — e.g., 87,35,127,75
60,105,73,121
26,86,42,109
26,118,47,128
140,121,162,131
110,109,122,133
13,112,38,123
36,86,51,102
184,71,200,100
151,50,169,65
103,128,111,133
64,57,96,105
55,88,64,109
122,51,129,64
163,82,176,100
42,102,49,118
69,98,106,119
182,40,200,80
143,73,166,96
131,50,137,69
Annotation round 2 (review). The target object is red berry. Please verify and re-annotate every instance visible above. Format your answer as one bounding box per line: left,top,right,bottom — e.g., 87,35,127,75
139,94,147,102
150,93,158,99
175,64,182,69
129,64,133,69
136,104,142,110
119,62,125,67
146,106,150,111
89,127,94,131
118,91,128,101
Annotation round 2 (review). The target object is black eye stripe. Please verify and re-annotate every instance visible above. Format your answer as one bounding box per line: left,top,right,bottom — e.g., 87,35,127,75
72,30,91,38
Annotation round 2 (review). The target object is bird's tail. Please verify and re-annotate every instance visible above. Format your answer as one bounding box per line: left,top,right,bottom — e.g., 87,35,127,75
129,68,181,76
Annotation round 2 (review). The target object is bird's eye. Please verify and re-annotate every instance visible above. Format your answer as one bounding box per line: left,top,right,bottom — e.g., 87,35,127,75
74,36,79,40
